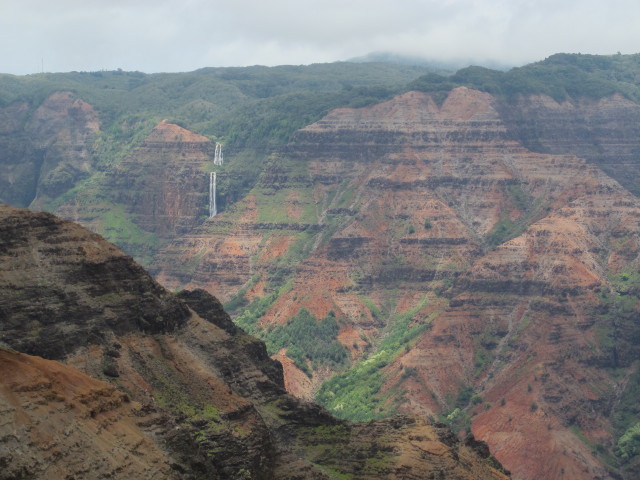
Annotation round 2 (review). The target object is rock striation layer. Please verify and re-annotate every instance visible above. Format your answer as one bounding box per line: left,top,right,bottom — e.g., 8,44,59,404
500,93,640,196
0,204,508,480
153,88,640,480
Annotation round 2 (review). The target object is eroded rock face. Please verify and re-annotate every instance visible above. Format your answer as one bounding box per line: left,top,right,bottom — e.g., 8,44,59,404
0,92,100,209
151,88,640,480
0,349,181,480
397,190,640,480
0,204,189,359
0,204,508,480
52,120,215,264
499,93,640,196
108,121,213,236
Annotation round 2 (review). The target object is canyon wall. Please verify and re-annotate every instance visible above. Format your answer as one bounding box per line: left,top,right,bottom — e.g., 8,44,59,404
2,78,640,479
152,88,640,480
0,92,100,208
0,203,508,479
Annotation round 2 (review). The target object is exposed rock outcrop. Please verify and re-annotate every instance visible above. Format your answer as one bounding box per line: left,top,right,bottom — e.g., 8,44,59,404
0,204,508,480
0,204,189,359
0,348,181,480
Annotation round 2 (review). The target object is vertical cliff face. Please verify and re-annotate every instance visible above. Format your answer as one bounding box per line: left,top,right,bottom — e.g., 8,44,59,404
151,88,640,480
107,121,213,235
0,92,100,209
499,93,640,196
53,120,214,263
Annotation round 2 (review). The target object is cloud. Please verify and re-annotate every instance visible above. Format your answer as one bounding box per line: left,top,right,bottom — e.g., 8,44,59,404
1,0,639,74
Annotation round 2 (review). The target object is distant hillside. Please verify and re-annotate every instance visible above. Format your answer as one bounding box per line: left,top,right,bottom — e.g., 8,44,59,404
348,51,512,72
409,53,640,102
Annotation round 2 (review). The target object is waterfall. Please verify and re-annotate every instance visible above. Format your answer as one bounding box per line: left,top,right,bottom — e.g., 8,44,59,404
214,142,223,166
209,171,217,218
209,143,222,217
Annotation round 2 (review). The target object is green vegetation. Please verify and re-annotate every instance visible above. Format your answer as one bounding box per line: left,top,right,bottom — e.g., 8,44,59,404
315,296,434,421
441,406,472,435
261,309,349,375
99,204,159,265
613,364,640,466
484,185,538,247
209,85,399,149
617,422,640,461
408,53,640,103
470,327,505,376
223,274,261,313
234,283,292,333
455,386,474,408
0,63,432,135
206,149,269,212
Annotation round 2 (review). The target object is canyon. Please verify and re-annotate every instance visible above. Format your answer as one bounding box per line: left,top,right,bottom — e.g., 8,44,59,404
0,203,507,479
1,55,640,479
150,87,640,480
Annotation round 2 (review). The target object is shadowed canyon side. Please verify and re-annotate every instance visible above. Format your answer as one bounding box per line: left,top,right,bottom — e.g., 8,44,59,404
0,204,508,480
152,88,640,480
0,91,100,209
499,93,640,196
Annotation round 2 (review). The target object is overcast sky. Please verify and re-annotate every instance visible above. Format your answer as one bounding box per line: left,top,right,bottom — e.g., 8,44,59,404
2,0,639,75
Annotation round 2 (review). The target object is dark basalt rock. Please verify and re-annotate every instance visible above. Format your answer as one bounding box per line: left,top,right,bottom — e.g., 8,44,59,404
177,288,286,393
177,288,238,335
0,204,190,360
327,237,369,260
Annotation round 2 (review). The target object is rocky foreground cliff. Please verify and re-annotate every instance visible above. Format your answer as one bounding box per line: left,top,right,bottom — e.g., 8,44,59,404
0,203,508,479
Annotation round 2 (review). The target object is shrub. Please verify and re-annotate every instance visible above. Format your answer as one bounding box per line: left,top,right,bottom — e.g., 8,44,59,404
263,308,349,374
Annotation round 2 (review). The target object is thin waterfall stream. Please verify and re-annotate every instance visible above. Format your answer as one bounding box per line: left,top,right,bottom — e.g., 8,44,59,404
209,171,217,217
209,143,222,218
214,142,223,166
